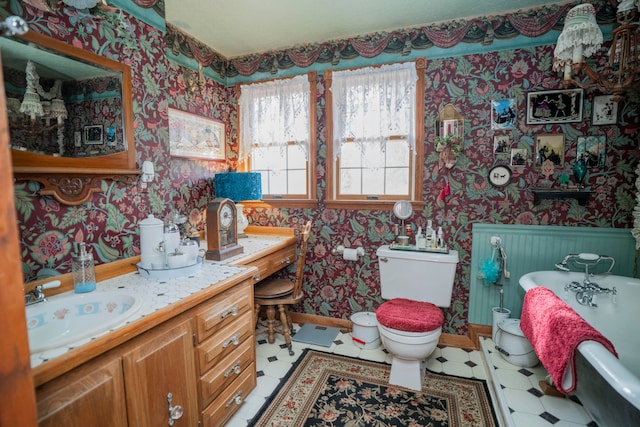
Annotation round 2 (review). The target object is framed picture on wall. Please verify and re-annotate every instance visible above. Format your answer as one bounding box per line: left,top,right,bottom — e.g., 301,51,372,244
490,99,517,130
592,95,618,125
526,89,583,124
534,133,565,169
84,125,103,145
577,135,606,168
168,108,226,160
493,135,510,155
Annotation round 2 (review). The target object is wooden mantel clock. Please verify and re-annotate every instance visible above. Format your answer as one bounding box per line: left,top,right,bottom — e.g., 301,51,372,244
205,198,244,261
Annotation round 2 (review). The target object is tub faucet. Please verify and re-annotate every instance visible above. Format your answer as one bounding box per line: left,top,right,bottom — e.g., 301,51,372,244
564,280,617,307
24,280,61,306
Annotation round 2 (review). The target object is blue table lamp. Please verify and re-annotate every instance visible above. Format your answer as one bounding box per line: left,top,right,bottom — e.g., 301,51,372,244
214,172,262,237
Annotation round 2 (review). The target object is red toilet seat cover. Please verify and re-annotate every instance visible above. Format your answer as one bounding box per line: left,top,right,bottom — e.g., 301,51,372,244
376,298,444,332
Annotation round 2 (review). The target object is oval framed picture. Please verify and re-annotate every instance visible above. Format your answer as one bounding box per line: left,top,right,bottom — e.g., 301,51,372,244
488,164,512,188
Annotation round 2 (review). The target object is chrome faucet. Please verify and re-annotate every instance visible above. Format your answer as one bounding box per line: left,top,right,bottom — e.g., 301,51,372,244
25,280,61,306
557,254,616,307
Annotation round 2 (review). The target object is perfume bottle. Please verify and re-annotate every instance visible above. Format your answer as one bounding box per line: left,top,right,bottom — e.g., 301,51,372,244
72,242,96,293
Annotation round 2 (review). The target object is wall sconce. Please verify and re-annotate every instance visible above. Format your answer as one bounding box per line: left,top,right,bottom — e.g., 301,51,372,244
214,172,262,237
554,2,640,101
184,62,205,98
141,160,155,183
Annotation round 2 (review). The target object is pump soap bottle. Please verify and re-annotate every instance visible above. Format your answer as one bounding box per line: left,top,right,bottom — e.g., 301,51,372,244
72,242,96,293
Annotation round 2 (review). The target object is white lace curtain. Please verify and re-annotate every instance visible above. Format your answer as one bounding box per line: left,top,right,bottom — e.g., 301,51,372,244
330,61,417,160
238,74,310,163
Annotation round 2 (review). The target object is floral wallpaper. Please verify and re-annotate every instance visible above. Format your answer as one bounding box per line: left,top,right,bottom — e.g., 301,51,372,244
6,1,639,336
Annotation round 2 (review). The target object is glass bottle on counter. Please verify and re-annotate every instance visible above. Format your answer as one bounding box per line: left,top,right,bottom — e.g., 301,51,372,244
72,242,96,293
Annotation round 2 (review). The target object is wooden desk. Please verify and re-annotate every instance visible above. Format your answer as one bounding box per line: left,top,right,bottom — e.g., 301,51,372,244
229,225,297,283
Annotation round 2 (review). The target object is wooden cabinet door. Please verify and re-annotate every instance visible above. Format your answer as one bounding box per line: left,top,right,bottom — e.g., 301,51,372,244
123,318,198,427
37,356,127,427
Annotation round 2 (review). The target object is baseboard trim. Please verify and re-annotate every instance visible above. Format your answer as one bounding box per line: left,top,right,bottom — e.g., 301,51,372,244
289,313,490,350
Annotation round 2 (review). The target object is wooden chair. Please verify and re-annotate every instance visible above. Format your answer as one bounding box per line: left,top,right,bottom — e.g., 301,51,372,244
254,220,311,355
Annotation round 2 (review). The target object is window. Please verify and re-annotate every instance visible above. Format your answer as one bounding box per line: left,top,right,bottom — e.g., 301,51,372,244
237,72,316,206
325,60,425,207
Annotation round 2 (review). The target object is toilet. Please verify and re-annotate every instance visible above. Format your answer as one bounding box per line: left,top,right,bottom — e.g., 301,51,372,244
375,245,459,390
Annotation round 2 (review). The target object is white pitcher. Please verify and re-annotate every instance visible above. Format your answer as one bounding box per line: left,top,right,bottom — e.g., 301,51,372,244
139,214,164,268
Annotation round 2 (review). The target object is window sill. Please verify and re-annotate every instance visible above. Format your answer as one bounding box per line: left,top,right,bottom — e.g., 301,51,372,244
325,200,425,211
241,199,319,209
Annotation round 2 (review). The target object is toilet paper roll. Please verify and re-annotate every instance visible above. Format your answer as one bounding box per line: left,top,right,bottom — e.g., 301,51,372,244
343,248,359,261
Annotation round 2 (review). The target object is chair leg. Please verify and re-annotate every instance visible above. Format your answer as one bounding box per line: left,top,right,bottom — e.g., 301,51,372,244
265,305,276,344
278,305,294,356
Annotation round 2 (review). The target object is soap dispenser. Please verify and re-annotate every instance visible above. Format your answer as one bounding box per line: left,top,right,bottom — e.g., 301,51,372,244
72,242,96,293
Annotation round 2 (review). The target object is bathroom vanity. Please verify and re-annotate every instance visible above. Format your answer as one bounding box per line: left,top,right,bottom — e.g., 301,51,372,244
29,226,297,427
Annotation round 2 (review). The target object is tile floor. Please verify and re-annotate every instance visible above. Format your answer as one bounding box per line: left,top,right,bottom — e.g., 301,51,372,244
226,326,597,427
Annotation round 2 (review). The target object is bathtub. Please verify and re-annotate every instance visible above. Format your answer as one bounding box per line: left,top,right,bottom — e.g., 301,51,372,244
520,271,640,426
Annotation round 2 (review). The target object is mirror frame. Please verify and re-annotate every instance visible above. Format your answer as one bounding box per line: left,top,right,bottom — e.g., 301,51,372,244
7,30,139,205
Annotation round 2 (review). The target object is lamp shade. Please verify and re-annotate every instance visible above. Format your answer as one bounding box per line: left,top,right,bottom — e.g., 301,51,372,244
554,3,603,67
215,172,262,202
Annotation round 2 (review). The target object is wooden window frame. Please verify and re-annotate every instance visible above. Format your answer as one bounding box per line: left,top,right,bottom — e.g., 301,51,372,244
236,71,318,209
325,59,426,211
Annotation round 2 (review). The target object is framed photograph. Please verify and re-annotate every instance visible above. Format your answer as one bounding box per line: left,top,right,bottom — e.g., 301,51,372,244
493,135,510,155
535,133,565,169
592,95,618,125
510,148,527,166
526,89,583,124
491,99,517,130
83,125,103,145
169,108,225,160
74,131,82,148
577,135,606,168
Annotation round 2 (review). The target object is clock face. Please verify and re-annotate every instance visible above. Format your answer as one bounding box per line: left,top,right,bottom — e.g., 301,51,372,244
220,203,234,229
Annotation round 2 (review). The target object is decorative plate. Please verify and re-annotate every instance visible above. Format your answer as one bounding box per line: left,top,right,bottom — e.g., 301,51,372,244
488,165,512,188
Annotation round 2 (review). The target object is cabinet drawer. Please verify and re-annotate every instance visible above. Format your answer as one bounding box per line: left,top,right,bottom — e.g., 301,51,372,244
195,283,252,343
246,244,296,282
201,366,256,427
197,310,253,373
199,339,254,409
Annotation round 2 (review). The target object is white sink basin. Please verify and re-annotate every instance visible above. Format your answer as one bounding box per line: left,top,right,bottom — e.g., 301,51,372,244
26,291,142,353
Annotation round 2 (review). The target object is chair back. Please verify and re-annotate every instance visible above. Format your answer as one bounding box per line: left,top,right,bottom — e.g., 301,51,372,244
292,221,312,299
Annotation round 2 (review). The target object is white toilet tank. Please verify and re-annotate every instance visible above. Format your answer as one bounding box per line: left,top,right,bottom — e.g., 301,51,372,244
376,245,459,307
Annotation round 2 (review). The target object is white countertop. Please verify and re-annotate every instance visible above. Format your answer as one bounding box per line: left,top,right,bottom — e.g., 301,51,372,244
29,234,292,368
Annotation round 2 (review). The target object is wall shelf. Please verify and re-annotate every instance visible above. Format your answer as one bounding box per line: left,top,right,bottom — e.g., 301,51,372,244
532,189,593,206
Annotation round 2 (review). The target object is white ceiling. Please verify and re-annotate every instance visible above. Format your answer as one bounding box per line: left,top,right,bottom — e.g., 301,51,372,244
165,0,570,58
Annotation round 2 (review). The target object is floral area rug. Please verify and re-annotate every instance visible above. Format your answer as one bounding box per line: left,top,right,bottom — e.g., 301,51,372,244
251,349,498,426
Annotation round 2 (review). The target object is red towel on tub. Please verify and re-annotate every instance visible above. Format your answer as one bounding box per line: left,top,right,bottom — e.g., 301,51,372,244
520,287,618,394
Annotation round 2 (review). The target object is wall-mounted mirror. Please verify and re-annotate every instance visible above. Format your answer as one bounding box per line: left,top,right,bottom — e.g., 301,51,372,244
2,30,138,205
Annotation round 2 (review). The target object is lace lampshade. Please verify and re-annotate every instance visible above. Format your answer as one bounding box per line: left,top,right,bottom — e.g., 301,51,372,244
553,3,603,77
49,98,68,123
19,90,43,120
214,172,262,237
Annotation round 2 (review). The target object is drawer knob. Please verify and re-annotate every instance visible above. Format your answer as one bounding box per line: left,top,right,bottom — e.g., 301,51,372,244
222,333,241,349
253,274,261,281
225,391,243,408
167,393,184,426
280,257,291,264
221,305,239,319
224,361,242,378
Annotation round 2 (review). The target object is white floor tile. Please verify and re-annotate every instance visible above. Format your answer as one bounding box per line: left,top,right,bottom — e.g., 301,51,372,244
503,388,546,414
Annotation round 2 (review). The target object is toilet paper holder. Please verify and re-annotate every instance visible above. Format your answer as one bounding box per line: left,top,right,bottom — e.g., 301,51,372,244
332,245,365,258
